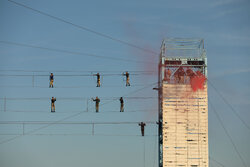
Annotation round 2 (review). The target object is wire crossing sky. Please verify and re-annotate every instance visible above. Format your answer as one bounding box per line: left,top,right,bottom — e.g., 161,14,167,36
0,40,155,64
7,0,158,55
0,0,250,167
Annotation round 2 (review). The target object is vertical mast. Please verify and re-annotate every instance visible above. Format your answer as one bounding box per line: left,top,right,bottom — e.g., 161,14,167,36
158,40,165,167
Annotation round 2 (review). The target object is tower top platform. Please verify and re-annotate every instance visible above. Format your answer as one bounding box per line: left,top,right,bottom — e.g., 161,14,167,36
160,38,206,59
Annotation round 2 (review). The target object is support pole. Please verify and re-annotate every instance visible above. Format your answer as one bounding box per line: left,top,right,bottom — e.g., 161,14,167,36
158,40,165,167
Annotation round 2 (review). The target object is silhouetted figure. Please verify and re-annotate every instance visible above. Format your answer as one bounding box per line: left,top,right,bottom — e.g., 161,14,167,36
92,96,100,112
139,122,146,136
49,73,54,88
94,73,101,87
165,68,172,83
51,97,56,112
120,97,124,112
186,68,195,83
178,67,185,83
123,71,130,86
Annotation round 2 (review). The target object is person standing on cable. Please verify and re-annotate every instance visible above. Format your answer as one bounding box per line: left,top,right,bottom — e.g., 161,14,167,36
51,97,56,112
94,73,101,87
123,71,130,86
92,96,100,112
120,97,124,112
139,122,146,136
49,73,54,88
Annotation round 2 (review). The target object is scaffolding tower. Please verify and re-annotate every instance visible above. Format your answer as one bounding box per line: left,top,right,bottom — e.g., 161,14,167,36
158,38,209,167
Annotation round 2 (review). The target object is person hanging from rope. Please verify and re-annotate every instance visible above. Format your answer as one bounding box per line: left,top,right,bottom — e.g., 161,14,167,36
93,73,101,87
49,73,54,88
139,122,146,136
120,97,124,112
123,71,130,86
51,97,56,112
92,96,100,112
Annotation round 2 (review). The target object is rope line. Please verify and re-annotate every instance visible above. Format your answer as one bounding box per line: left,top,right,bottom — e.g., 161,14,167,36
208,79,250,132
0,73,155,77
0,96,157,100
209,156,225,167
0,121,157,125
7,0,158,55
0,40,154,64
0,69,156,73
209,101,247,167
0,82,158,145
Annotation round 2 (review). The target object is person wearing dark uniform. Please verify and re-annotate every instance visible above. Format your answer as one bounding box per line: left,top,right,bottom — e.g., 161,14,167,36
123,71,130,86
51,97,56,112
178,67,185,84
186,68,195,83
94,73,101,87
139,122,146,136
174,70,179,83
165,68,172,83
92,96,100,112
120,97,124,112
49,73,54,88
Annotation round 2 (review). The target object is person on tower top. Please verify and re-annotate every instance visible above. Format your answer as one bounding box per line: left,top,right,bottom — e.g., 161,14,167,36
178,66,185,83
166,68,172,83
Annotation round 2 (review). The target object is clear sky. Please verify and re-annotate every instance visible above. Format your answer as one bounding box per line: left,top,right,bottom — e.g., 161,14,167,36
0,0,250,167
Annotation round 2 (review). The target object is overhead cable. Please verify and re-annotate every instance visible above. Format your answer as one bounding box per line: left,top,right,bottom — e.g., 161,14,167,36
0,40,154,64
0,84,149,88
209,156,225,167
0,96,157,100
0,82,158,145
3,109,156,114
209,101,247,167
0,133,158,137
7,0,158,55
0,73,155,77
0,69,156,73
208,79,250,132
0,121,156,125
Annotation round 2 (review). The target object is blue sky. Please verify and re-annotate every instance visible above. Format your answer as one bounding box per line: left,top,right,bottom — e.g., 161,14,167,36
0,0,250,167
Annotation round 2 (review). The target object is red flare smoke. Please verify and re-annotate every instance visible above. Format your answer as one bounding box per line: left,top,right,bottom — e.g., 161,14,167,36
190,71,206,92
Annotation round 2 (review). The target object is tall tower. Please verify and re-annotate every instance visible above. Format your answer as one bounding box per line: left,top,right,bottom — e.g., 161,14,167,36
158,38,209,167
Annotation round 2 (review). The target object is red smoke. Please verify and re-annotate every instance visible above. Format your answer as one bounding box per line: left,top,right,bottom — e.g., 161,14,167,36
190,71,206,92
